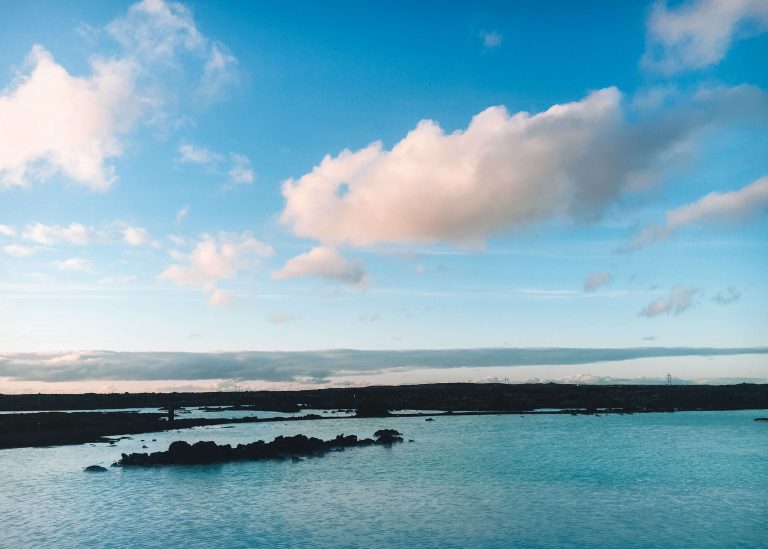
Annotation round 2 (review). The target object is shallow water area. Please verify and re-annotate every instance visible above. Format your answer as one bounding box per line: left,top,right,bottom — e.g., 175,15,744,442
1,410,766,548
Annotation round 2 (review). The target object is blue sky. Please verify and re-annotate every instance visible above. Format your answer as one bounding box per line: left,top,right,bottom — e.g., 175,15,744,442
0,0,766,390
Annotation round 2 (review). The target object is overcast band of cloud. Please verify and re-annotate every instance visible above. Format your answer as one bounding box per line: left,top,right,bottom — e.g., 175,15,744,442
1,347,765,384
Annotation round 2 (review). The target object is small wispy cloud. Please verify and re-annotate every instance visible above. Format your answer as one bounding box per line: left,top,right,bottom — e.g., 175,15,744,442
269,313,295,324
713,286,741,305
584,271,613,292
642,0,768,74
273,247,369,288
227,153,255,185
480,30,502,48
177,144,222,165
623,176,768,251
176,205,190,223
640,285,698,317
159,231,273,305
3,244,38,257
177,144,254,186
52,258,92,272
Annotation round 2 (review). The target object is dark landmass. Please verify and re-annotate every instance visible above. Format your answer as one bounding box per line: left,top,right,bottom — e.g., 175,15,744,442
115,429,404,467
1,382,766,413
1,383,766,449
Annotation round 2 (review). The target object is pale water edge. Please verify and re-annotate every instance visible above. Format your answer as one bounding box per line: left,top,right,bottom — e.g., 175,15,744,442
1,410,766,548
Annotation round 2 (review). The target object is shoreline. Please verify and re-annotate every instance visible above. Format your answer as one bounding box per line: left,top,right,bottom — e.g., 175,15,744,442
2,405,767,450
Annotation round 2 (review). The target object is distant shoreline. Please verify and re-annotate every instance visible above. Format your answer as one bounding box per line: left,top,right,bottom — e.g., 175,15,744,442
1,383,766,449
1,382,766,413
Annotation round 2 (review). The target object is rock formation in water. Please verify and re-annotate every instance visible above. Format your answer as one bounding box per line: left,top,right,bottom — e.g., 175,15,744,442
84,465,108,472
114,430,404,467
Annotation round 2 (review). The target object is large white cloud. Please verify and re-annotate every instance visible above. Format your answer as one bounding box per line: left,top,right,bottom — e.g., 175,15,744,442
0,0,238,191
624,176,768,251
0,47,139,190
643,0,768,74
160,231,274,303
281,86,766,248
273,246,368,287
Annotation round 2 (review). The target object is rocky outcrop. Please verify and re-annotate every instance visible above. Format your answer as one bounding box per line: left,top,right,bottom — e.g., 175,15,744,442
84,465,108,472
114,430,404,467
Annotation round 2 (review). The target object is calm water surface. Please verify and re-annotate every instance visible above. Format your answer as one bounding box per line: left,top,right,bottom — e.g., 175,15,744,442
1,410,766,548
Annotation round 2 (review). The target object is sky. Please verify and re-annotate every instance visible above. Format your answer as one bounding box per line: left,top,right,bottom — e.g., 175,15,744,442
0,0,767,392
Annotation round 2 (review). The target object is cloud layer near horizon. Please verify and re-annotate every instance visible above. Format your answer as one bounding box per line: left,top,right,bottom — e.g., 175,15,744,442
1,347,765,384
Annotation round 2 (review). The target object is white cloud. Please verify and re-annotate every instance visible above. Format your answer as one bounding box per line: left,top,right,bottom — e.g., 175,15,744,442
199,43,239,100
177,145,254,186
0,225,15,237
22,222,96,245
624,176,768,251
643,0,768,74
108,0,205,62
269,313,295,324
122,225,151,246
3,244,38,257
0,46,140,190
177,144,222,165
168,234,186,246
584,272,613,292
0,0,239,191
98,275,137,285
640,286,699,317
109,0,239,99
281,86,765,248
273,246,368,287
481,30,502,48
228,153,255,185
175,205,190,223
52,257,92,271
207,289,232,307
160,231,274,303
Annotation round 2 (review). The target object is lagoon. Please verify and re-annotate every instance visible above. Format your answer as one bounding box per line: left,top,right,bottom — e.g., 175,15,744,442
1,410,766,548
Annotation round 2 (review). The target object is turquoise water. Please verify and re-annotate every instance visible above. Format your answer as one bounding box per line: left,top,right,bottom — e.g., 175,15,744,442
1,410,766,548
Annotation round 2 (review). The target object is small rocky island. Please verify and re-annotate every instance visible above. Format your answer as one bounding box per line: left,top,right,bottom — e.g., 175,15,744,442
115,429,404,467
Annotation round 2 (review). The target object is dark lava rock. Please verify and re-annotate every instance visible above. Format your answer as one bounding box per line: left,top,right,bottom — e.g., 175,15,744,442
84,465,108,472
114,430,405,467
373,429,403,444
425,418,435,422
754,417,768,422
355,404,391,418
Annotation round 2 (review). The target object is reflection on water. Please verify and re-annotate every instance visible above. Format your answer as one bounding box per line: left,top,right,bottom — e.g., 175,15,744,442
1,410,766,548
